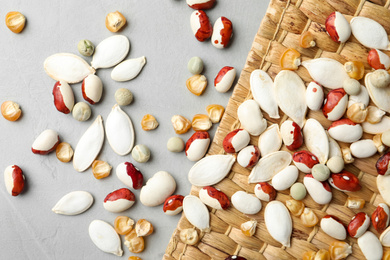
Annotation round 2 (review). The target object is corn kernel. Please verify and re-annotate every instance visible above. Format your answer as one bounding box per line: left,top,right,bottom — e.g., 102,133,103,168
180,228,199,245
301,208,319,227
1,101,21,121
315,249,330,260
280,48,301,70
344,61,365,80
186,75,207,96
302,251,316,260
206,104,225,123
124,230,145,253
92,160,112,179
5,12,26,33
192,114,212,131
135,219,154,237
299,31,316,48
286,199,305,217
171,115,191,134
141,114,159,131
128,257,142,260
383,250,390,260
55,142,74,163
240,220,257,237
105,11,126,32
114,216,134,235
329,241,352,260
345,196,365,209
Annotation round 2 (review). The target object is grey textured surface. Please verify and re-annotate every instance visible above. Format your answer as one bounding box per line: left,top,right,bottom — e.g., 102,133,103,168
0,1,267,259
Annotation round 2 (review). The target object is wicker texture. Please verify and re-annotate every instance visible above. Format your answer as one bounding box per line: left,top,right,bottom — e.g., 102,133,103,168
164,0,390,259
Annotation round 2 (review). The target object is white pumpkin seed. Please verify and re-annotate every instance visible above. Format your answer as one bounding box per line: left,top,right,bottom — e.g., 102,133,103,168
44,53,95,84
258,124,282,156
105,104,135,156
188,154,236,186
377,175,390,206
350,16,390,50
273,70,307,128
91,35,130,69
264,201,292,247
89,220,123,256
302,58,349,89
52,191,93,215
303,118,329,164
365,72,390,113
327,134,342,158
183,195,210,231
249,151,292,183
380,226,390,247
73,116,104,172
362,116,390,134
111,56,146,82
250,69,279,119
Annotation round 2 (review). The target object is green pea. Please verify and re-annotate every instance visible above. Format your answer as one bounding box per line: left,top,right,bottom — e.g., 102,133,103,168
115,88,133,106
167,137,184,153
132,144,150,163
77,39,95,57
187,56,204,75
290,183,306,200
312,164,330,182
72,102,91,121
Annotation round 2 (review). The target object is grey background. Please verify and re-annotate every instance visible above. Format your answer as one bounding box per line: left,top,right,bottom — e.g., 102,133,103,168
0,1,268,259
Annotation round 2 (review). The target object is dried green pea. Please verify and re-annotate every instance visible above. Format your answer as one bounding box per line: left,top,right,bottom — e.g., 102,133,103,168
132,144,150,163
167,137,184,153
290,183,306,200
72,102,91,121
343,78,361,95
187,56,204,75
115,88,133,106
312,164,330,181
77,39,95,57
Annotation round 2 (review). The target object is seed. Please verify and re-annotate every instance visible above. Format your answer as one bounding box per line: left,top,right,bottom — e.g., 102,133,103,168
192,114,212,131
315,249,331,260
5,11,26,33
285,199,305,216
187,56,204,74
329,241,352,260
55,142,74,163
186,74,207,96
72,102,91,121
124,230,145,253
92,160,112,179
299,31,316,48
1,101,21,121
311,164,330,182
289,183,306,200
280,48,301,70
180,228,199,245
301,208,319,227
344,61,365,80
106,11,127,32
167,137,185,152
343,78,361,95
346,196,365,209
129,257,142,260
115,88,133,106
240,220,257,237
77,40,94,57
302,251,316,260
347,103,368,123
114,216,134,235
141,114,159,131
367,105,386,124
131,144,150,163
135,219,154,237
206,104,224,123
171,115,191,134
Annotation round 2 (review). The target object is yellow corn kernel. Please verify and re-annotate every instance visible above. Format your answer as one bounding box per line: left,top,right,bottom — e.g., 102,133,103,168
114,216,134,235
345,196,365,209
329,241,352,260
315,249,330,260
1,101,21,121
346,103,367,123
286,199,305,217
92,160,112,179
55,142,74,163
124,230,145,253
240,220,257,237
5,12,26,33
280,48,301,70
135,219,154,237
141,114,159,131
383,250,390,260
366,106,385,124
128,257,142,260
192,114,212,131
344,61,365,80
186,75,207,96
301,208,319,227
105,11,126,32
180,228,199,245
206,104,225,123
171,115,191,134
302,251,316,260
299,31,316,48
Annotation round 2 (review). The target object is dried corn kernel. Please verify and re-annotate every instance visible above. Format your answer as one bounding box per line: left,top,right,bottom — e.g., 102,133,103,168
240,220,257,237
301,208,319,227
55,142,74,163
105,11,126,32
346,103,367,123
128,257,142,260
186,74,207,96
124,230,145,253
299,31,316,48
373,134,385,153
329,241,352,260
5,12,26,33
92,160,112,179
280,48,301,70
344,61,365,80
114,216,134,235
135,219,154,237
366,106,385,124
286,199,305,217
171,115,191,134
141,114,159,131
383,251,390,260
315,249,330,260
345,197,365,209
1,101,21,121
303,251,316,260
180,228,199,245
206,104,225,123
192,114,212,131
